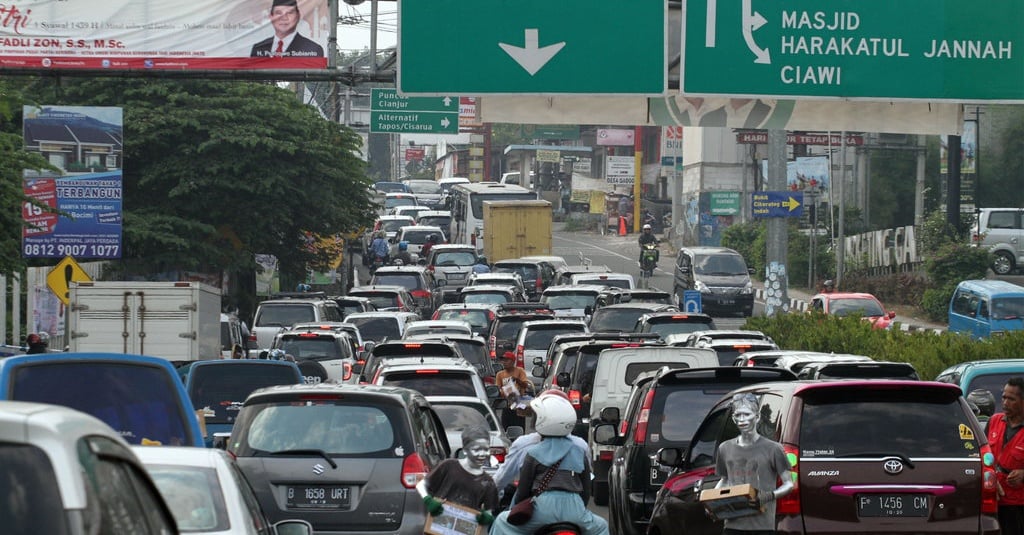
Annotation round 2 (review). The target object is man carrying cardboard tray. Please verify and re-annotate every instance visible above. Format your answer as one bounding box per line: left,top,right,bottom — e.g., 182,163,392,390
703,393,794,535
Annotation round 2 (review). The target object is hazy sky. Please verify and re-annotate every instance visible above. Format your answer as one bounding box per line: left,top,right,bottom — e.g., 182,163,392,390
337,2,397,54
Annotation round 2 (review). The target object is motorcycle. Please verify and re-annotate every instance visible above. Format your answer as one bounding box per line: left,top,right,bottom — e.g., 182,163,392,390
639,242,659,287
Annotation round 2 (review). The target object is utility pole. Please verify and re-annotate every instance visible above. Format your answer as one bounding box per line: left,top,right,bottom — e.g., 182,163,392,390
764,129,788,316
947,134,962,232
633,126,643,232
836,132,847,289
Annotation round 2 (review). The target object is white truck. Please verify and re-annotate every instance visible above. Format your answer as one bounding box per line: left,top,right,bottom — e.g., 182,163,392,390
68,281,221,361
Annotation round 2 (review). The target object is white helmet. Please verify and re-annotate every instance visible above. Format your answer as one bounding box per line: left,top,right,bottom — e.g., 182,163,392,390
643,224,652,230
531,395,577,437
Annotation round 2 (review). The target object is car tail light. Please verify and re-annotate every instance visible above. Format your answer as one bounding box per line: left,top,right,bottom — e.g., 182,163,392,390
483,376,494,385
610,343,641,348
298,394,342,401
416,369,440,374
568,389,582,409
633,389,655,445
618,419,629,436
535,276,543,290
981,443,999,514
490,447,507,463
248,334,258,343
487,310,495,321
401,453,428,488
776,445,801,515
546,529,580,535
298,332,320,338
397,296,406,310
342,363,353,382
972,233,982,243
515,345,525,367
470,233,477,246
598,451,614,462
426,265,435,272
411,289,430,299
489,335,496,358
403,343,422,348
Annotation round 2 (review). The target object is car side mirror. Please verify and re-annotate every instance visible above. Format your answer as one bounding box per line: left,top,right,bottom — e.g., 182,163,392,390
656,447,684,467
584,305,594,316
418,258,427,266
556,372,571,386
212,432,231,450
592,423,622,446
363,341,376,353
505,425,525,441
532,365,546,378
888,310,896,319
274,520,314,535
436,279,446,287
258,350,269,360
485,384,500,399
492,398,508,410
679,266,692,274
599,406,620,422
532,356,545,366
747,267,755,275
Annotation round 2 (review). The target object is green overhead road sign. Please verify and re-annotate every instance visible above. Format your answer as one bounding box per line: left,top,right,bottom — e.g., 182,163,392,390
684,0,1024,101
398,0,666,95
370,89,459,134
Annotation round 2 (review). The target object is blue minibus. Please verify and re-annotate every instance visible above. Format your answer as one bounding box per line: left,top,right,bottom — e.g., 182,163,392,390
948,279,1024,338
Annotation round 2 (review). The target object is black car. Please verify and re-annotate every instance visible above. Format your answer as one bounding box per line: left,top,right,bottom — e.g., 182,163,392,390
594,367,796,535
672,247,755,317
360,339,462,383
491,259,558,300
587,302,678,333
330,295,378,320
486,303,555,360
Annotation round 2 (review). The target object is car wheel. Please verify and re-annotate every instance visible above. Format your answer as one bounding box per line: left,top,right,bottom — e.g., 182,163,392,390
297,360,329,385
993,251,1016,275
593,481,609,506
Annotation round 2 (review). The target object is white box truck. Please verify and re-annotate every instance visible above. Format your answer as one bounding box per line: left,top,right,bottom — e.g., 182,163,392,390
68,281,221,361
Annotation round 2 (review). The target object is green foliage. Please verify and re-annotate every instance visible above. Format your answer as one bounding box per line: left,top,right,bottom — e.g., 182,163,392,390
911,211,991,321
722,221,762,270
744,312,1024,380
721,220,833,287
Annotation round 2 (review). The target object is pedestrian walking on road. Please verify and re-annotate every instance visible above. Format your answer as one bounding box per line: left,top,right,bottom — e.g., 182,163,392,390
988,377,1024,535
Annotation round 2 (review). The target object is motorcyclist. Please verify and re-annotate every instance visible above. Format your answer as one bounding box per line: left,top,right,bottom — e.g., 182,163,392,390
821,279,836,294
369,231,390,265
489,396,609,535
638,224,659,267
420,234,440,259
393,241,413,266
26,332,49,354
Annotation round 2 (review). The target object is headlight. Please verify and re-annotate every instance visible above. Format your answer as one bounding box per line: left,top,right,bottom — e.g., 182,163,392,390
695,281,710,293
741,281,754,294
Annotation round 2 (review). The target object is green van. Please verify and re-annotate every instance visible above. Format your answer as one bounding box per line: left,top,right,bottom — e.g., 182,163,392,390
948,279,1024,338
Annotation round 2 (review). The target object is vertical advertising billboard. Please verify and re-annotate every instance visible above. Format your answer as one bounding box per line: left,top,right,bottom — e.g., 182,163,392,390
22,106,123,259
0,0,329,71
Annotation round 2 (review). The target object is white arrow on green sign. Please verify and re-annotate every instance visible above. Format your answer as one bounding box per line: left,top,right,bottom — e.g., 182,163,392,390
398,0,666,95
370,88,460,134
685,0,1024,101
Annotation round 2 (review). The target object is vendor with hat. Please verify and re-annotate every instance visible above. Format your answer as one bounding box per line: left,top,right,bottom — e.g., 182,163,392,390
250,0,324,58
496,351,533,429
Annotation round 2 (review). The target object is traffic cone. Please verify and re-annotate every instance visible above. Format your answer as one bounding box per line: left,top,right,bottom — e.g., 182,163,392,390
618,216,627,236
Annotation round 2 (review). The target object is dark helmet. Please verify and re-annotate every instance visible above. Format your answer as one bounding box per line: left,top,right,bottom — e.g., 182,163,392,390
477,255,488,264
26,333,41,345
967,388,996,417
427,234,439,243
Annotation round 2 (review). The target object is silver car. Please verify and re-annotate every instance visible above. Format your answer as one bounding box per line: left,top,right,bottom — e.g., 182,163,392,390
425,244,478,302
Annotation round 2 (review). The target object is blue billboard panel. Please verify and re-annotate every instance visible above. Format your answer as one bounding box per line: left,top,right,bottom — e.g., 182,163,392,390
23,171,123,259
751,191,804,219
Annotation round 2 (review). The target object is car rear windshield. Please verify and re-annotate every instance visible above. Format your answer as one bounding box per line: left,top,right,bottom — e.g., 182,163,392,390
651,386,739,443
419,216,451,229
693,254,748,276
351,293,400,310
10,361,194,446
433,402,498,434
401,230,434,245
147,465,230,532
624,362,688,385
814,364,918,380
381,371,477,396
711,344,777,366
590,309,648,332
542,292,597,310
437,310,491,331
234,401,404,456
190,364,301,424
373,274,423,290
464,292,509,304
576,277,631,289
276,335,351,361
0,443,68,535
347,317,401,343
255,304,316,327
799,388,974,457
967,373,1019,414
524,326,588,350
829,298,884,317
494,264,539,281
382,219,412,232
435,251,476,266
647,322,714,338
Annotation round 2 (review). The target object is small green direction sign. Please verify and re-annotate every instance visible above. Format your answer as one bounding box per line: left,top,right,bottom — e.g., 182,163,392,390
684,0,1024,101
370,88,459,134
398,0,666,95
710,191,741,216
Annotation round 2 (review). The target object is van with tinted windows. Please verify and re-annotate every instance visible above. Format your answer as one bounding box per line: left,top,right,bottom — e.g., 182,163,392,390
0,352,205,447
948,279,1024,338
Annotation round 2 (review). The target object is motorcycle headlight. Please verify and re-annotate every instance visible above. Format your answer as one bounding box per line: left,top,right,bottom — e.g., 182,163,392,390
695,281,710,293
741,281,754,294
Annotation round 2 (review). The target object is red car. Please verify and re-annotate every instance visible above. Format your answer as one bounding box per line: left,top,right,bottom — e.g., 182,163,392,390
810,291,896,329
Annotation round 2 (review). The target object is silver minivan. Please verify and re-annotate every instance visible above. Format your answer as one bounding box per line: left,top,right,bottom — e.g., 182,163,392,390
972,207,1024,275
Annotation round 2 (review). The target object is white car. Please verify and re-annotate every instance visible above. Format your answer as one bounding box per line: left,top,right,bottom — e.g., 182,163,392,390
391,225,445,257
133,445,312,535
404,319,475,338
569,271,636,290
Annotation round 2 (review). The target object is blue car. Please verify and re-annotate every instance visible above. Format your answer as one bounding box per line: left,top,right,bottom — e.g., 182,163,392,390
934,358,1024,415
0,352,205,447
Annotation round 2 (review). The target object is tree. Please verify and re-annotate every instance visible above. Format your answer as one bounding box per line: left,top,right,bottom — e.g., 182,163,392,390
0,80,60,277
21,78,376,285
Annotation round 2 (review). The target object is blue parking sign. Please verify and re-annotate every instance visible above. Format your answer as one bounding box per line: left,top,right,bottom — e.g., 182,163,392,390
682,290,702,314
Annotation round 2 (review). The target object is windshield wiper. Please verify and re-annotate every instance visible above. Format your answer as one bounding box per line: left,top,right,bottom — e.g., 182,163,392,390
269,449,338,469
835,451,915,468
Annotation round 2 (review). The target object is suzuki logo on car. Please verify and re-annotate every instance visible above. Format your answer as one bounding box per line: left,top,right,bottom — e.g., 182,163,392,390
313,463,326,475
883,459,904,475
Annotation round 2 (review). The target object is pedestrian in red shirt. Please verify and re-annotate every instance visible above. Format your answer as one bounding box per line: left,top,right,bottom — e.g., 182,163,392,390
988,377,1024,535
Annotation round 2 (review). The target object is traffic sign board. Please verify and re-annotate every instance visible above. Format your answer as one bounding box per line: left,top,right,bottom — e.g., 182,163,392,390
682,290,703,314
398,0,666,95
752,192,804,218
46,256,92,305
370,89,459,134
684,0,1024,101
